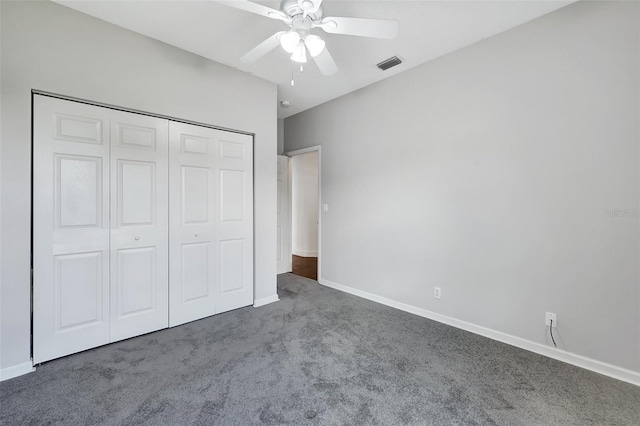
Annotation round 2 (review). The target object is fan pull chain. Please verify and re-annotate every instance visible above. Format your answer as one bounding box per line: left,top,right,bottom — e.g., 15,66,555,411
291,61,295,86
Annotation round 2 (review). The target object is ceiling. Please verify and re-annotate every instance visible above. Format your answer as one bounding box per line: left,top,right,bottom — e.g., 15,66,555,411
54,0,575,118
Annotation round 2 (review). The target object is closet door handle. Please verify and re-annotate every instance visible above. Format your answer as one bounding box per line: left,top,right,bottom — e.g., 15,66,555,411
134,236,140,241
194,233,199,237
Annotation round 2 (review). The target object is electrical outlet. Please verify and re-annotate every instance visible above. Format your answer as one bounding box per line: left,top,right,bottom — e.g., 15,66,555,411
434,287,441,299
545,312,557,327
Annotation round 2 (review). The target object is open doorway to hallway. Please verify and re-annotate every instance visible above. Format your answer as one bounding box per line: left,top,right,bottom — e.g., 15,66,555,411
290,150,319,280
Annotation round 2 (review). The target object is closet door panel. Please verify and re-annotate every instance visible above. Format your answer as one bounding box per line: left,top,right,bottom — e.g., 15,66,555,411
182,166,209,223
110,111,169,341
181,242,211,301
169,122,217,327
220,239,244,292
33,96,110,363
55,252,103,328
215,131,254,314
116,246,156,315
118,160,155,225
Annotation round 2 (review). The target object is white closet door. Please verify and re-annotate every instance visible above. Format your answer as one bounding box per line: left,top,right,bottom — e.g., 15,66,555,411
215,131,254,313
169,122,217,327
33,96,111,363
109,111,169,341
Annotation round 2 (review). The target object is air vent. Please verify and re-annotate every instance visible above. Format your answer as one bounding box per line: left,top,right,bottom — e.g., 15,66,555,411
377,56,402,71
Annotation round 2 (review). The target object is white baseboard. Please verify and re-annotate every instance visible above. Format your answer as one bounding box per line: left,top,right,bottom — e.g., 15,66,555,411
292,249,317,258
0,361,35,382
253,294,280,308
318,277,640,387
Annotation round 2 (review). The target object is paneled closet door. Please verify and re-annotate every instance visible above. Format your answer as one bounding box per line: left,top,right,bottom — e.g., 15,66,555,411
33,96,111,363
215,130,254,313
109,111,169,341
169,122,217,327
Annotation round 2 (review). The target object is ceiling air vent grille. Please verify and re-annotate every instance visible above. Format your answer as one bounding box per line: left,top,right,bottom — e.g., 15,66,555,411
377,56,402,71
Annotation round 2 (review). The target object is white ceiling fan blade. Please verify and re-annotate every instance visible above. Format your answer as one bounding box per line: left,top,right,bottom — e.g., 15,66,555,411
319,16,399,39
218,0,288,22
240,31,286,63
312,47,338,76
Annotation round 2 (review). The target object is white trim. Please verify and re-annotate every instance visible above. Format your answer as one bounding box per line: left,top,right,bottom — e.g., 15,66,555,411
33,90,252,136
0,361,35,382
318,277,640,387
285,146,320,157
292,249,317,257
253,294,279,308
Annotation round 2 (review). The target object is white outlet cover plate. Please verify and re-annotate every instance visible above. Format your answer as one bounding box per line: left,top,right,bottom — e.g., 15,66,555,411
545,312,557,327
434,287,441,299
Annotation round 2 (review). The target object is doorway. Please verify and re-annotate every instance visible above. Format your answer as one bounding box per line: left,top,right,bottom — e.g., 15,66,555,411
287,147,321,281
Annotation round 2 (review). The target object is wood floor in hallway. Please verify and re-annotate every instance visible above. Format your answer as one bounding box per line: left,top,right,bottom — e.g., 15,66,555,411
291,255,317,281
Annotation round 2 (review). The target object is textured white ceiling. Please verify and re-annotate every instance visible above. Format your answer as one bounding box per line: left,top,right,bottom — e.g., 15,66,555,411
54,1,575,118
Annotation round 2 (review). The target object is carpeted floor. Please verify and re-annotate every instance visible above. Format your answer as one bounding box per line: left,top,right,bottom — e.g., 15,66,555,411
1,273,639,425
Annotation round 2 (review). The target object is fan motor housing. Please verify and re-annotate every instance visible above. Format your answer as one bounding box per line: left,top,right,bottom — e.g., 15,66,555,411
291,15,312,36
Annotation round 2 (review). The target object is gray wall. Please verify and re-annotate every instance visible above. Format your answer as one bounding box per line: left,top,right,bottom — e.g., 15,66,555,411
285,0,639,372
1,1,277,372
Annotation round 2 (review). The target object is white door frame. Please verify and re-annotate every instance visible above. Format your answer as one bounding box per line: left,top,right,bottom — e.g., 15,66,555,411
284,146,322,281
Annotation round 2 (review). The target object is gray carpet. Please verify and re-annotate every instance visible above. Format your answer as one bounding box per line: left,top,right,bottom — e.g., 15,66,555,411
1,273,638,425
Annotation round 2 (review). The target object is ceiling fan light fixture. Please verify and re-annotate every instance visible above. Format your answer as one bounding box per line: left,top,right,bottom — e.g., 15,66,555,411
290,42,307,63
279,31,301,53
304,34,325,57
225,0,400,76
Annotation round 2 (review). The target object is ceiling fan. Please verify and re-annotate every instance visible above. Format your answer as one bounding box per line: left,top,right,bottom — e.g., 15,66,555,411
220,0,399,76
